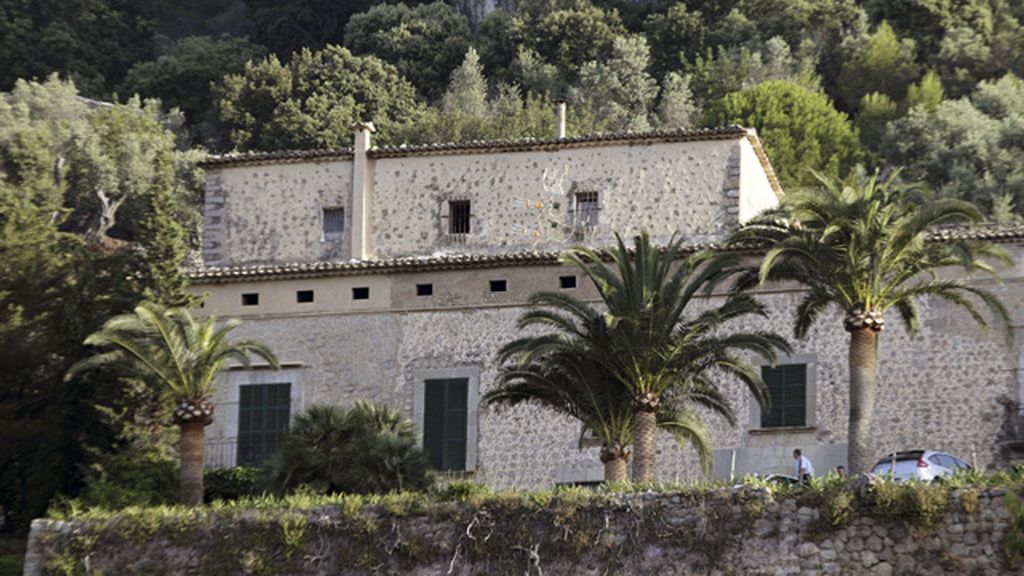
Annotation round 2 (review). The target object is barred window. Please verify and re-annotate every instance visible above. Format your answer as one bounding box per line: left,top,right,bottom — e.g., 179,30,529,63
574,192,599,229
449,200,471,234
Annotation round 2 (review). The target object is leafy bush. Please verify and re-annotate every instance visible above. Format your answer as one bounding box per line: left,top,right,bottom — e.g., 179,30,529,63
204,467,264,502
270,402,433,495
77,453,179,510
867,480,948,527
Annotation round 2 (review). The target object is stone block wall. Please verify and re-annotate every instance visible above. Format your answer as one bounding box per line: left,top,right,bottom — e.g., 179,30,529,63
196,253,1023,486
23,488,1024,575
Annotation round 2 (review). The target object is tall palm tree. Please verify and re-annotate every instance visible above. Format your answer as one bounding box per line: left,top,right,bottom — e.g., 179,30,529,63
68,301,279,505
497,233,790,483
729,171,1010,473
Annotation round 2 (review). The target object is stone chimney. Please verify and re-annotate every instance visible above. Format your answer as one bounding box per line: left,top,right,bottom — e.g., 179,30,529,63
556,102,566,139
351,121,375,260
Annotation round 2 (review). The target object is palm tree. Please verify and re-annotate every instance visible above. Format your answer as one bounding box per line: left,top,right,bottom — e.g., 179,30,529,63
729,171,1010,473
496,233,790,483
68,301,279,505
486,340,728,483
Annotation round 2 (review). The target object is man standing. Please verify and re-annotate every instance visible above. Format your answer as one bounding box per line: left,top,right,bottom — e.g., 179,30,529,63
793,449,814,482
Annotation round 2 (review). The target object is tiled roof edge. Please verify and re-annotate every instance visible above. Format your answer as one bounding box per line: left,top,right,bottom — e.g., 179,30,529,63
188,223,1024,284
198,126,750,169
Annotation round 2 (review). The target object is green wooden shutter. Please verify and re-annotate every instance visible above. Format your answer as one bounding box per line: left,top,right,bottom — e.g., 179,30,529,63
423,378,468,471
760,365,806,428
237,383,291,466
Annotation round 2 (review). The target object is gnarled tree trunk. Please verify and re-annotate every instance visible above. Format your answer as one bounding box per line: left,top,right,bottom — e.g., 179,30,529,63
847,326,880,474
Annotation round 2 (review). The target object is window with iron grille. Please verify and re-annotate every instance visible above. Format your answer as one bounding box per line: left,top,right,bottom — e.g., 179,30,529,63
322,208,344,241
449,200,471,234
423,378,468,471
237,383,291,466
760,364,807,428
573,192,600,230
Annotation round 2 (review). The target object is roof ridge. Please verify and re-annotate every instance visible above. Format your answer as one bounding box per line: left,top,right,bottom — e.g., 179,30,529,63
198,125,751,169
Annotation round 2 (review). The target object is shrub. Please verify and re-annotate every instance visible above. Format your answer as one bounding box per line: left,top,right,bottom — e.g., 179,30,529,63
204,467,263,502
270,402,433,495
77,453,178,510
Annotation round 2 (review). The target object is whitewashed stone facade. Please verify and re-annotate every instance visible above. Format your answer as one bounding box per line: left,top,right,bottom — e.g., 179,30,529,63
192,126,1024,486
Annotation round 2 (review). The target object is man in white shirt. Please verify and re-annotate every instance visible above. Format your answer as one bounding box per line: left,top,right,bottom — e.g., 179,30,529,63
793,449,815,482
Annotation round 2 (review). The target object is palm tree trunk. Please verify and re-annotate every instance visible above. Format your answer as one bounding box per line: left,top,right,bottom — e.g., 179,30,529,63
847,327,879,474
604,456,629,483
179,421,206,506
632,410,657,483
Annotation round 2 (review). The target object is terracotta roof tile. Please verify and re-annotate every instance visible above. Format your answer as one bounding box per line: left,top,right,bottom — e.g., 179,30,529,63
198,126,750,169
188,223,1024,284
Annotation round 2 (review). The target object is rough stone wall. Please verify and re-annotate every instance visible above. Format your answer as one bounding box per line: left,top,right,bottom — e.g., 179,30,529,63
206,160,353,267
23,488,1024,575
202,250,1023,484
369,139,744,259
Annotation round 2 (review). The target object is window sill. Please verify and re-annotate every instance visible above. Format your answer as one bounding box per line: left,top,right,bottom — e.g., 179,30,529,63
748,426,817,436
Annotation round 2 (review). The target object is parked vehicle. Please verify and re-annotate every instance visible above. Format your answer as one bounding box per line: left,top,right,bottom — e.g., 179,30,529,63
870,450,971,482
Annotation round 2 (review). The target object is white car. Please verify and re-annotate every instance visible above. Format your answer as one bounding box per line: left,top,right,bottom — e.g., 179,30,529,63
870,450,971,482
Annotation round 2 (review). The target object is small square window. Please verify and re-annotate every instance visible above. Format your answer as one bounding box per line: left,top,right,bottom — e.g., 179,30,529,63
296,290,314,303
449,200,471,234
416,283,433,296
489,279,507,292
323,208,344,240
241,293,259,306
352,287,370,300
559,275,577,289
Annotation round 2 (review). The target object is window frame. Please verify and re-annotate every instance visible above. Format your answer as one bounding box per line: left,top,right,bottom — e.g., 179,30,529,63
236,382,292,467
760,363,808,429
411,366,480,473
322,207,345,242
448,200,471,235
572,191,600,234
749,354,817,432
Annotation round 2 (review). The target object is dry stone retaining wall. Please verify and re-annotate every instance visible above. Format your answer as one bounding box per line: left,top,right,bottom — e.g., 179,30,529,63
24,488,1024,575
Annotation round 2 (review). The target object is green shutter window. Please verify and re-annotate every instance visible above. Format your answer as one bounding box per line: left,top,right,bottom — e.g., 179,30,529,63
760,364,807,428
237,383,291,466
423,378,468,471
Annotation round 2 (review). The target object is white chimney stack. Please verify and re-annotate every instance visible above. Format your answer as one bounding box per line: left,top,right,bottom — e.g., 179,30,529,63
351,121,376,260
556,102,566,139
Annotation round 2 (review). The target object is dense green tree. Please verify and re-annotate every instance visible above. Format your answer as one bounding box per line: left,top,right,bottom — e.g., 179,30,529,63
271,402,433,494
571,35,659,133
216,46,425,150
0,0,157,96
477,0,626,86
856,92,899,156
729,171,1009,473
546,233,789,483
884,74,1024,217
656,72,699,129
120,35,268,147
836,21,920,111
344,2,471,101
708,80,862,189
245,0,429,58
643,3,707,78
69,303,280,505
864,0,993,58
685,38,818,107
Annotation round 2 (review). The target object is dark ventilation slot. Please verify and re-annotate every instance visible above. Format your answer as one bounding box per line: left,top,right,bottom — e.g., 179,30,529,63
296,290,314,303
352,287,370,300
416,283,433,296
242,293,259,306
489,279,507,293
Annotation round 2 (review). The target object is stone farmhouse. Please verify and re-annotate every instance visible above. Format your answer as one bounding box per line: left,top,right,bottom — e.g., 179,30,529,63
190,123,1024,485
